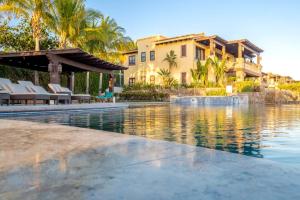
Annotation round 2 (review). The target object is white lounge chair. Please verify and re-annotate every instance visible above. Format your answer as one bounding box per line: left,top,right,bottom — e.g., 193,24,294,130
18,81,71,105
0,78,50,105
48,83,91,103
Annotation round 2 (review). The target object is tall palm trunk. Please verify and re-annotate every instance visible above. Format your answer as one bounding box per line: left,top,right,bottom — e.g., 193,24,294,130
59,32,67,48
35,37,40,51
32,12,41,85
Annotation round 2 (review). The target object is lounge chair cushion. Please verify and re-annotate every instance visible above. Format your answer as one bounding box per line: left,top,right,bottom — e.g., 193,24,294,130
0,90,9,94
48,83,90,101
72,94,91,97
0,78,13,92
48,84,68,93
0,78,12,85
5,83,33,94
18,81,35,87
61,87,72,93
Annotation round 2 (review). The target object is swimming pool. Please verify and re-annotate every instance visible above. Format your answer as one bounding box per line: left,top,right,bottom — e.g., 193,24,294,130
3,104,300,165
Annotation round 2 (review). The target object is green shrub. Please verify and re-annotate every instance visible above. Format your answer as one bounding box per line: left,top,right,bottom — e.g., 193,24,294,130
123,83,159,92
206,89,227,96
119,90,169,101
226,77,236,85
278,83,300,94
235,81,260,93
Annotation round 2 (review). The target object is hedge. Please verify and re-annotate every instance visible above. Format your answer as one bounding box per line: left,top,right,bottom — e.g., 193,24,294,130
119,90,169,101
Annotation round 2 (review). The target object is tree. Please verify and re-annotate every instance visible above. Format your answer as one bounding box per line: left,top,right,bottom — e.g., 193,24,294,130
0,0,52,51
82,15,135,64
0,19,58,51
157,68,178,88
190,60,201,86
190,59,210,87
0,19,58,88
211,56,227,86
79,14,134,94
0,0,52,84
45,0,87,48
163,50,177,71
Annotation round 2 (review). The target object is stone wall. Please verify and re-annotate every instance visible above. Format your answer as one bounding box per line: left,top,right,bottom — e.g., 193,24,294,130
170,95,249,105
264,89,299,104
241,90,299,104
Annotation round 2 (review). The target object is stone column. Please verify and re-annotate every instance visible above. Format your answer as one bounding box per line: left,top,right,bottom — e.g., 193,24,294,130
98,73,103,95
67,72,75,92
236,70,245,82
48,62,61,84
86,72,90,94
209,39,215,57
257,54,261,65
34,71,39,85
222,45,226,58
238,43,243,58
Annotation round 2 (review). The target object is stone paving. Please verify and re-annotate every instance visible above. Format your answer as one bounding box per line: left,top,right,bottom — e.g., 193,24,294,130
0,119,300,200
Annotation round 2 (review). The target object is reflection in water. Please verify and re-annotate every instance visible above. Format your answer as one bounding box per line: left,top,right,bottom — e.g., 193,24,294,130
5,104,300,164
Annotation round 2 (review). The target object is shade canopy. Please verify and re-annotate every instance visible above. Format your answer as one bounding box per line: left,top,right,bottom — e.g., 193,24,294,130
0,48,127,73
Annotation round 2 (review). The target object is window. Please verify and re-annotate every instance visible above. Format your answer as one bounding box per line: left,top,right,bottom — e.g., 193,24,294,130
181,72,187,85
128,55,136,65
196,47,205,60
150,75,155,85
129,78,135,86
141,52,146,62
150,51,155,61
181,45,187,57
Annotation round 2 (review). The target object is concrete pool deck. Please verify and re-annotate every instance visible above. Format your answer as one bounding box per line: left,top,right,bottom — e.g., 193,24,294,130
1,120,300,200
0,103,128,113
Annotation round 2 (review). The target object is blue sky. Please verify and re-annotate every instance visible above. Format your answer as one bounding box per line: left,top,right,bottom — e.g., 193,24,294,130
87,0,300,80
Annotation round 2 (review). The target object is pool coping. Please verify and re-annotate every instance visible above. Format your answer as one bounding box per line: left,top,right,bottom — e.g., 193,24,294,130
0,102,129,113
1,119,300,200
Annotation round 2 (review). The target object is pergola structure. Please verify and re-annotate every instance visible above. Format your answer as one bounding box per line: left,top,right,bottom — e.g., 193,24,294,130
0,48,127,92
226,40,264,63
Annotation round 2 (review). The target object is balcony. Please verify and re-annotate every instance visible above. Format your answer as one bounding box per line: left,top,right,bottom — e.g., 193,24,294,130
231,58,262,77
194,58,262,77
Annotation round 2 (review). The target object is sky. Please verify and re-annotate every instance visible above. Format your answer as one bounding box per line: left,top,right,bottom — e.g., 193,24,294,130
87,0,300,80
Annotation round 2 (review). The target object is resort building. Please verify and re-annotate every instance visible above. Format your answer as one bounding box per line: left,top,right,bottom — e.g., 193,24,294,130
262,72,295,88
122,33,263,85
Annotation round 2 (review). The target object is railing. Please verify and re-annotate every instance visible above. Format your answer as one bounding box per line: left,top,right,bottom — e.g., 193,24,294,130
193,59,262,75
243,61,261,74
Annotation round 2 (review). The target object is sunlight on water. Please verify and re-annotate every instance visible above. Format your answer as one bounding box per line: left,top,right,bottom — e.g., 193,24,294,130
4,104,300,165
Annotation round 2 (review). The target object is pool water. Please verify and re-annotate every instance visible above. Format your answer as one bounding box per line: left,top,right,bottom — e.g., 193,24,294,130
3,104,300,165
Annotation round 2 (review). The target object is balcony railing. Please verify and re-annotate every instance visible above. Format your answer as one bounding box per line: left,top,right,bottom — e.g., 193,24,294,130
194,58,262,75
243,61,261,74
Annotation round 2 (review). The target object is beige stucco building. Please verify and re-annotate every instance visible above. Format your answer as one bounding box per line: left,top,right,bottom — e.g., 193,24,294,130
262,72,294,88
123,33,263,85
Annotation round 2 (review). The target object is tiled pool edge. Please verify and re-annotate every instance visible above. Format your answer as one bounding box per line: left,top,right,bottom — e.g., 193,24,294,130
170,95,249,105
0,103,128,113
1,119,300,200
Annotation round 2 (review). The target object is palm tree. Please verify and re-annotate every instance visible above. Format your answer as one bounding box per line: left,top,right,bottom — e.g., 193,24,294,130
82,16,134,64
0,0,51,51
190,59,210,87
157,68,177,88
191,60,201,86
163,50,177,71
80,15,134,93
45,0,88,48
0,0,52,85
211,56,227,86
